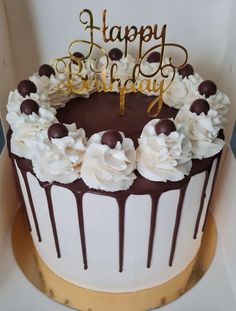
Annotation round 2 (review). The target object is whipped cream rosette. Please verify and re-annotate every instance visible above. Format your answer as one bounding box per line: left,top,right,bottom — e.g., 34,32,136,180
138,55,172,97
98,48,136,92
81,130,136,191
163,71,203,109
30,72,78,109
70,58,96,96
6,89,56,130
6,87,57,160
9,106,57,160
206,92,230,127
170,78,230,128
137,119,192,182
175,99,224,159
32,123,87,183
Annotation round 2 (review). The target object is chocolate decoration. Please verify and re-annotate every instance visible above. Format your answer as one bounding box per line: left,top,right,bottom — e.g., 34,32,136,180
198,80,217,98
21,171,42,242
193,165,212,239
45,186,61,258
101,130,123,149
178,64,194,78
75,194,88,270
147,51,161,63
17,80,37,97
155,119,176,136
202,156,221,232
39,64,55,78
72,52,85,64
20,99,39,115
73,52,84,59
190,99,210,115
48,123,68,140
147,194,161,268
12,160,31,232
117,197,127,272
169,183,188,267
56,92,178,147
108,48,123,61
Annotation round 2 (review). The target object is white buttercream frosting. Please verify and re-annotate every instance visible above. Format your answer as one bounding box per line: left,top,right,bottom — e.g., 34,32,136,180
32,123,87,183
6,90,56,130
30,72,78,109
175,108,224,159
204,90,230,128
81,131,136,191
98,54,136,92
137,119,192,182
138,57,173,96
10,107,57,160
163,72,203,109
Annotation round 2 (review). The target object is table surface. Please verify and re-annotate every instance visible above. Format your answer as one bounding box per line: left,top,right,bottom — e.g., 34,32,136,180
0,229,235,311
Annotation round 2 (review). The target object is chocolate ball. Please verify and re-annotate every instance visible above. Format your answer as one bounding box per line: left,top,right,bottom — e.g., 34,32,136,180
48,123,68,140
198,80,217,98
147,51,161,63
155,119,176,136
39,64,55,78
20,99,39,115
190,99,210,115
101,130,123,149
178,64,194,78
17,80,37,97
108,48,123,61
73,52,84,59
72,52,85,64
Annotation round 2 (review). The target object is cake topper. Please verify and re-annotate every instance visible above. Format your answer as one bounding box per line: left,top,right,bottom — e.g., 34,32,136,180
52,9,188,117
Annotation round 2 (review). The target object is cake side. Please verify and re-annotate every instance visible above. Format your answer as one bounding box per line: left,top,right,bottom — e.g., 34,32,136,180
11,142,220,292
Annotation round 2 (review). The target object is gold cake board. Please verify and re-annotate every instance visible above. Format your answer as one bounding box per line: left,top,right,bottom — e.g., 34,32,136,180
12,209,217,311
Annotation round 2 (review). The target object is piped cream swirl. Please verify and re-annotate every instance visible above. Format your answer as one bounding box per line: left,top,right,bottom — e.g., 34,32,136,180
137,119,192,182
175,108,224,159
81,131,136,191
32,123,87,183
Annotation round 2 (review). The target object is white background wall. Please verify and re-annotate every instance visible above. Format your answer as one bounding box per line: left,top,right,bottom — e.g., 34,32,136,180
4,0,233,84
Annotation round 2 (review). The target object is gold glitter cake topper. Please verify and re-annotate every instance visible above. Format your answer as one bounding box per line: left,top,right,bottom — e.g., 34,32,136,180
52,9,188,117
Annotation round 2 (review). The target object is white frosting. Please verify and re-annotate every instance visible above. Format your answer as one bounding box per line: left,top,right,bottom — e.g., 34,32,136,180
32,123,87,183
175,108,224,159
164,74,230,127
6,90,56,131
137,119,192,182
71,60,96,95
81,131,136,191
10,107,57,160
30,72,78,109
138,58,172,96
99,54,136,91
163,72,203,109
206,90,230,127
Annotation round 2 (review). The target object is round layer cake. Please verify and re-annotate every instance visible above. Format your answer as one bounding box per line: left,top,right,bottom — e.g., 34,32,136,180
6,52,229,293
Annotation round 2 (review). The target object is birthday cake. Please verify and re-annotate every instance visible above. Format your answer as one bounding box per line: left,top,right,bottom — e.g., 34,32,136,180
6,10,229,295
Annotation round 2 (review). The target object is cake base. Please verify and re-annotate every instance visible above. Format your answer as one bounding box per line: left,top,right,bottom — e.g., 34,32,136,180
12,208,217,310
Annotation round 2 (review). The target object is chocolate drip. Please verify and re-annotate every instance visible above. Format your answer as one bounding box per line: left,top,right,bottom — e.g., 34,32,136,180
193,165,212,239
75,194,88,270
21,171,41,241
202,157,221,232
147,194,161,268
117,197,128,272
12,160,31,231
45,186,61,258
169,184,188,267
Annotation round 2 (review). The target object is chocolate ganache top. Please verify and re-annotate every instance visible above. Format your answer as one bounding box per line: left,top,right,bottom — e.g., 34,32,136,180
56,92,178,147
